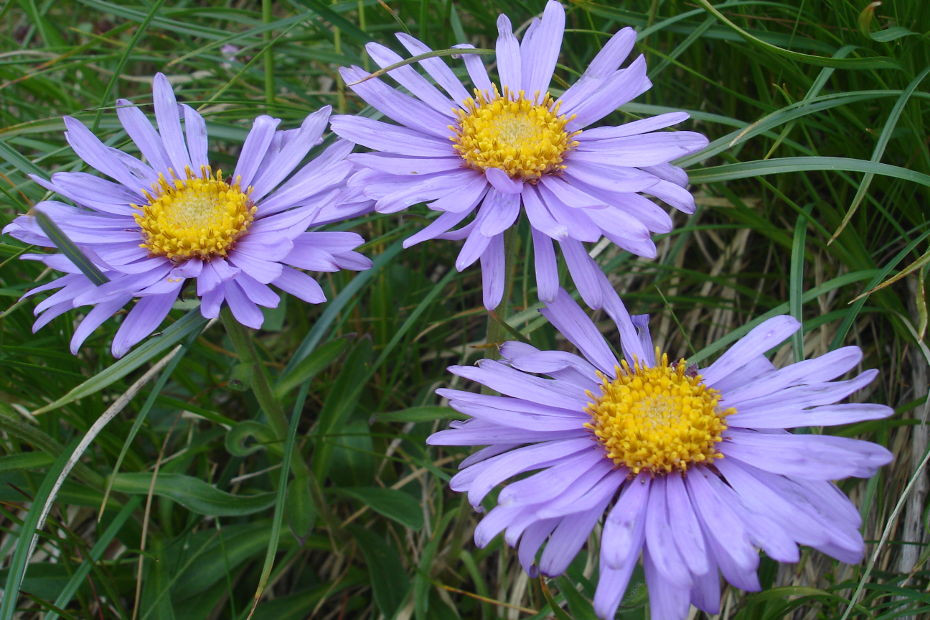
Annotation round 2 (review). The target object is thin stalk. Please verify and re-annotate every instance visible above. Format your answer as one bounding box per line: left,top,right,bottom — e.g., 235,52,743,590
262,0,274,110
484,226,521,359
220,309,312,479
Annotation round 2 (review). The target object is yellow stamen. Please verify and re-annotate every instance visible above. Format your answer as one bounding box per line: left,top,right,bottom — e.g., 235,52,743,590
450,87,579,181
585,350,733,475
133,165,255,261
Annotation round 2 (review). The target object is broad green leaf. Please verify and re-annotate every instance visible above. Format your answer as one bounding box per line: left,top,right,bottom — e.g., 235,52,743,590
108,472,274,516
335,486,424,531
349,525,410,617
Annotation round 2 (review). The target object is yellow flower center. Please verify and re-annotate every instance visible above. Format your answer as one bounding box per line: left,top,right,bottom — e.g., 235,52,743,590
451,88,579,181
585,352,733,475
134,166,256,261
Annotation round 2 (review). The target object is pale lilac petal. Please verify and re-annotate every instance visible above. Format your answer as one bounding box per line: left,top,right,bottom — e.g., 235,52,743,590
485,167,524,195
403,210,473,249
538,497,611,576
331,114,455,157
449,360,588,410
563,57,651,130
233,115,281,188
478,189,520,236
643,548,692,620
480,233,505,310
70,298,131,354
111,285,181,357
395,33,471,103
722,430,893,479
342,66,450,138
426,172,489,213
196,258,239,296
689,556,721,614
223,279,264,329
272,266,326,304
665,474,710,576
723,370,879,411
540,289,618,374
579,112,690,140
234,272,280,308
602,476,650,569
63,117,153,192
531,228,559,302
455,228,492,271
365,42,457,115
644,476,691,587
573,130,709,166
643,162,689,187
518,519,558,576
116,99,172,173
729,403,894,429
584,205,657,257
646,179,697,213
181,104,208,172
520,1,565,97
499,449,599,506
251,106,330,200
31,172,137,215
523,185,568,239
453,44,493,94
722,346,862,403
701,316,800,387
559,238,605,309
349,153,463,176
494,13,522,93
152,73,192,175
561,158,658,193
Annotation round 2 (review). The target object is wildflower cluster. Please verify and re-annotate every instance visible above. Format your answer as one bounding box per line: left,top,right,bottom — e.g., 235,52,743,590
3,1,893,618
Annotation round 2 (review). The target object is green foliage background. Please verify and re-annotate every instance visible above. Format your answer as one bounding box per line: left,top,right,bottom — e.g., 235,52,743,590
0,0,928,617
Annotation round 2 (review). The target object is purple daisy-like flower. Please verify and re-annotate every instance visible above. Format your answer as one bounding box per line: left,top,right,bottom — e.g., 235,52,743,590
330,0,708,310
4,73,372,357
428,289,893,619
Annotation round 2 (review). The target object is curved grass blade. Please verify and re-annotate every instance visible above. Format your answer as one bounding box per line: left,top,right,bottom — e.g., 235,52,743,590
34,209,107,285
33,309,209,415
689,157,930,187
697,0,898,70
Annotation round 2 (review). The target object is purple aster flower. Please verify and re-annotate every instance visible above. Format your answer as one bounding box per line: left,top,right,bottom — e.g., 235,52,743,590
4,73,372,357
330,0,708,310
428,289,893,619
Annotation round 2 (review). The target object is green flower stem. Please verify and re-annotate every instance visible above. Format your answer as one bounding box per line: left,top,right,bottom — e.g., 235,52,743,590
220,308,311,480
484,226,521,359
262,0,274,110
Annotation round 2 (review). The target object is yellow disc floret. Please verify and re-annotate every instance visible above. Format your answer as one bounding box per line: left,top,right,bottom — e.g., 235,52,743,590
134,166,255,261
585,351,733,475
451,87,579,181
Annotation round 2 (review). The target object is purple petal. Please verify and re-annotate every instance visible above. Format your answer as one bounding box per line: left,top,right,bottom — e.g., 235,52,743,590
494,13,522,93
365,42,457,115
403,210,473,249
478,189,520,236
342,66,450,138
540,289,618,374
234,273,280,308
70,297,131,353
722,430,893,479
453,43,493,94
350,153,463,176
449,359,588,410
643,548,692,620
559,238,605,309
455,228,492,271
234,115,281,187
522,185,567,239
116,99,172,174
182,104,209,172
580,112,690,140
701,316,800,387
272,266,326,304
562,158,658,193
665,474,710,576
250,107,331,201
644,476,692,587
538,497,610,577
223,280,264,329
531,228,559,302
485,167,524,195
331,115,453,157
520,0,565,97
395,33,471,103
63,117,153,192
729,402,893,429
111,286,181,357
480,233,506,310
602,475,650,569
152,73,192,175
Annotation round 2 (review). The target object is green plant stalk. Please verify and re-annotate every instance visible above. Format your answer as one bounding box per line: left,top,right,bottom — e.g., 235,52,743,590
484,226,521,359
220,308,310,480
262,0,274,109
